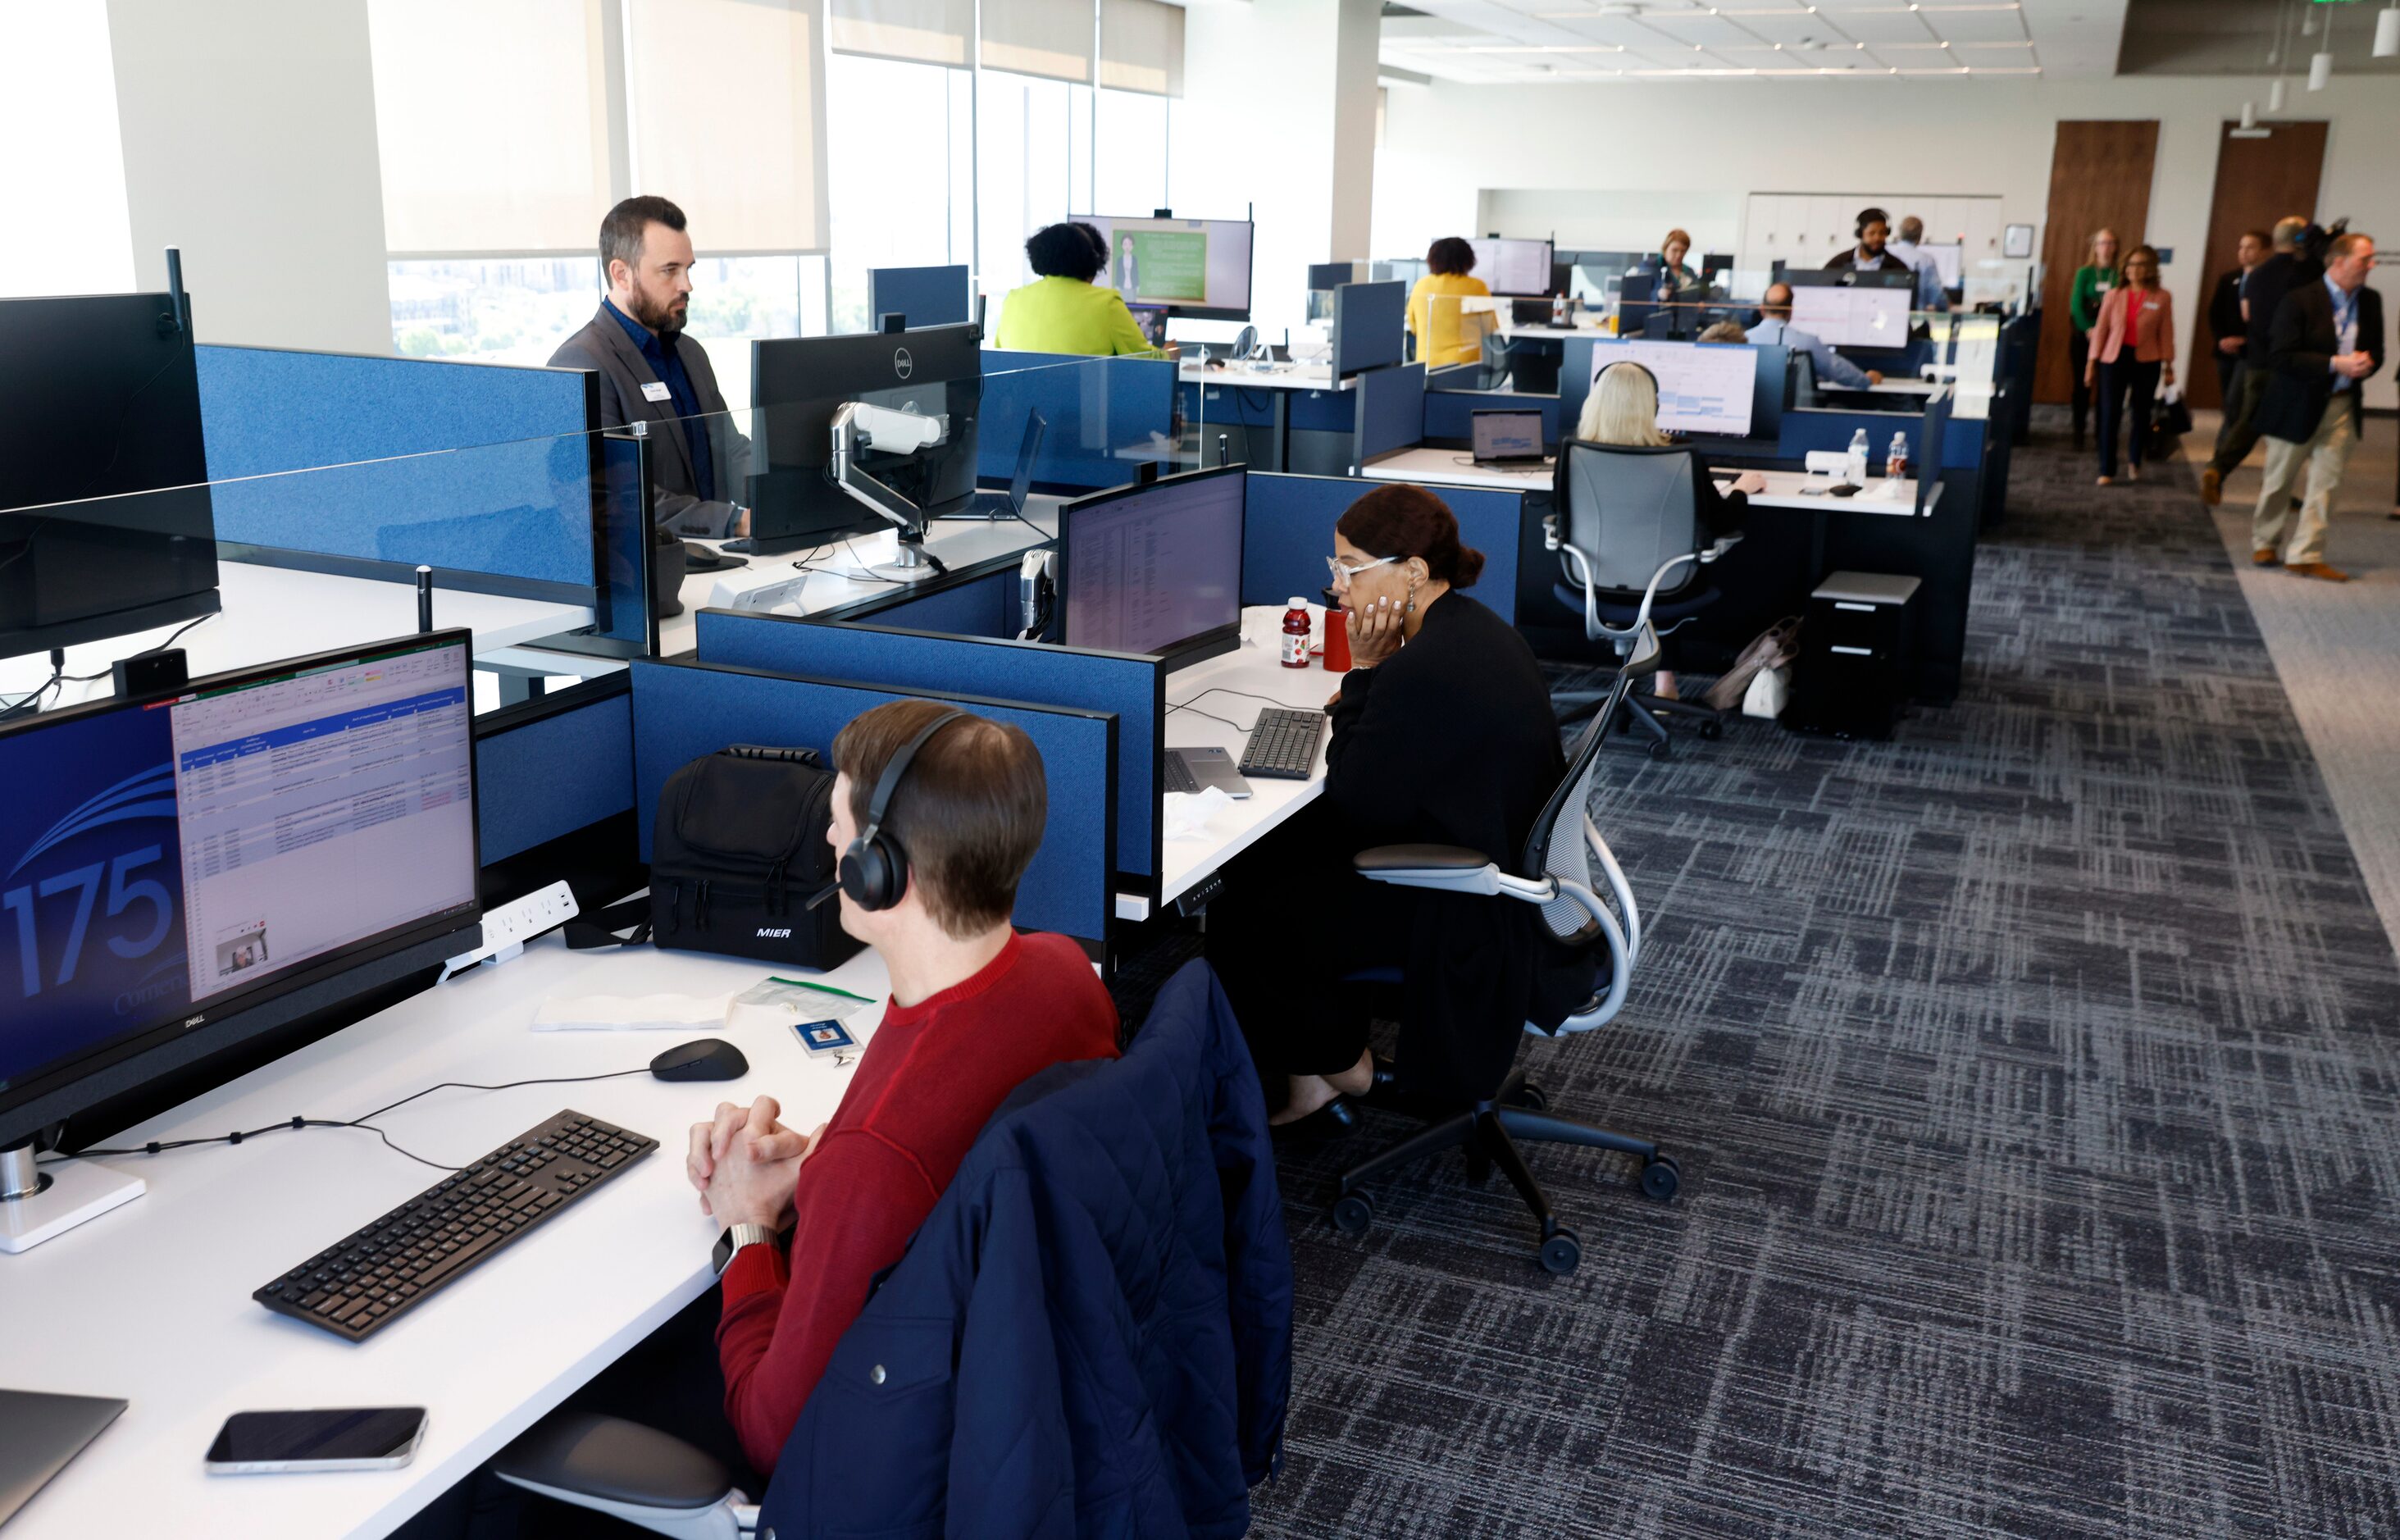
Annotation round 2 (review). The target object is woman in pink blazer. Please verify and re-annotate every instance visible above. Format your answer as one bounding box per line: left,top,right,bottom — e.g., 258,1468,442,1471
2083,244,2177,485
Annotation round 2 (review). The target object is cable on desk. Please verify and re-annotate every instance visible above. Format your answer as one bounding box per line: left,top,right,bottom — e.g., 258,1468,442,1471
61,612,217,683
1164,702,1246,732
43,1066,661,1174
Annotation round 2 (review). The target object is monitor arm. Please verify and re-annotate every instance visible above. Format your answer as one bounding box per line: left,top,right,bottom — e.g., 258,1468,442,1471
830,402,950,572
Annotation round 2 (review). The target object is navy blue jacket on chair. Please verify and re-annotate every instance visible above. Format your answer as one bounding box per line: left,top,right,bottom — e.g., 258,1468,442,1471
758,959,1293,1538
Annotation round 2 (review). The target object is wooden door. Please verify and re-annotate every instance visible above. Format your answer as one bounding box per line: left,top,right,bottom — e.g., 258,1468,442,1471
2035,121,2158,405
2188,119,2328,410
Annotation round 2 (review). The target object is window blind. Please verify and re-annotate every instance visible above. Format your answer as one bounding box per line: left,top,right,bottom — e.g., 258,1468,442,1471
1100,0,1183,96
981,0,1094,84
830,0,971,67
368,0,612,255
625,0,831,254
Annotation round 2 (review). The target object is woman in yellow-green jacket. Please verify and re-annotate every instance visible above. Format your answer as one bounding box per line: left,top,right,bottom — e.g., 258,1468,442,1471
1405,237,1492,368
994,223,1163,357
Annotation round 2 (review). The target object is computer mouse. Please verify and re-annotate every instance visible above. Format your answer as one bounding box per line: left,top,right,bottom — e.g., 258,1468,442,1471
650,1038,750,1082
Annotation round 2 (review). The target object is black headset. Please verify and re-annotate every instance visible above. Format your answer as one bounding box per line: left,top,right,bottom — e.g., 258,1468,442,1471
1856,206,1890,240
836,708,968,912
1596,359,1661,394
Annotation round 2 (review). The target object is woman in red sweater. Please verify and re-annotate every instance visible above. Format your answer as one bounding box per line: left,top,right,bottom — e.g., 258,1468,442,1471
686,700,1119,1475
2083,244,2177,486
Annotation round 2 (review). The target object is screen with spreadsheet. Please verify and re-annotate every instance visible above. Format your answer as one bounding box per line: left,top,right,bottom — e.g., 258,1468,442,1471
1059,467,1246,658
0,636,478,1104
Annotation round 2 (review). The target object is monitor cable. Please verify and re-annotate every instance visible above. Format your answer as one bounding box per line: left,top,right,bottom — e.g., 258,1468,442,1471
39,1065,663,1175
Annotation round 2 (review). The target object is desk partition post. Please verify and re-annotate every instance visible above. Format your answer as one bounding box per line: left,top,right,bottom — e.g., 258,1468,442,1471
417,565,434,634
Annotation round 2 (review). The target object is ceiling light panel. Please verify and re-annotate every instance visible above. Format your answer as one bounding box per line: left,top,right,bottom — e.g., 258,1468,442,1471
1813,7,1942,42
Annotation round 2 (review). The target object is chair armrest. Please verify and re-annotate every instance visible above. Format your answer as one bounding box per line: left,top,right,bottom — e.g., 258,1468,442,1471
1697,532,1743,563
1355,844,1502,895
493,1412,754,1540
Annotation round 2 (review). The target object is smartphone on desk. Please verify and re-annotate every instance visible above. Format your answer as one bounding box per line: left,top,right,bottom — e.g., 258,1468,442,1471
204,1407,427,1474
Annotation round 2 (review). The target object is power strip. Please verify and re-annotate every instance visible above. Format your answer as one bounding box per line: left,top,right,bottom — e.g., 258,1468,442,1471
439,881,580,982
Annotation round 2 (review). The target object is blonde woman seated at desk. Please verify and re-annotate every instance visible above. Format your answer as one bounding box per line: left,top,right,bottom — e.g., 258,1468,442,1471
1406,236,1493,368
1572,361,1765,700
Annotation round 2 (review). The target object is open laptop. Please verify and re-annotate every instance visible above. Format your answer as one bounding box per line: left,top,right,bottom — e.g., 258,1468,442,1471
1128,304,1169,349
1471,408,1549,467
969,408,1047,518
0,1390,126,1524
1164,745,1252,799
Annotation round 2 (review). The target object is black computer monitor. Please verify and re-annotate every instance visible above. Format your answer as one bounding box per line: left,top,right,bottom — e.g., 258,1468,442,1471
1,294,221,661
0,632,483,1155
1332,280,1406,378
742,324,983,556
1071,214,1255,321
1057,465,1245,667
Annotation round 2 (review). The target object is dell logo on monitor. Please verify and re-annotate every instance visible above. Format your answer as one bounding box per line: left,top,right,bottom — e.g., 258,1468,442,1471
893,348,913,380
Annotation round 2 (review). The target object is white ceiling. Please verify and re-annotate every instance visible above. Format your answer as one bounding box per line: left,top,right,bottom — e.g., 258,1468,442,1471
1379,0,2134,85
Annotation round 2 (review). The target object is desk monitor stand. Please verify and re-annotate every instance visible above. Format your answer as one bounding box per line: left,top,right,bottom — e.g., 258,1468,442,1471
1,1141,144,1255
826,529,944,585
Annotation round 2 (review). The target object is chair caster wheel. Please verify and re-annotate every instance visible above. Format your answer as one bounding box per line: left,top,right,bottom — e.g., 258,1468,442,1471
1330,1192,1374,1235
1505,1082,1547,1112
1698,719,1724,740
1639,1153,1682,1201
1537,1228,1582,1275
1646,739,1673,760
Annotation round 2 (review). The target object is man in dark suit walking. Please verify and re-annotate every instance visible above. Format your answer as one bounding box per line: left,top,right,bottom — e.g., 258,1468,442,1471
549,196,753,543
2251,232,2382,581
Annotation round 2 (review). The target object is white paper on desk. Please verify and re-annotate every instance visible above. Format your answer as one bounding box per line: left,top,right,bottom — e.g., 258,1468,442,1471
532,991,731,1031
1163,786,1237,842
1803,451,1848,476
1869,477,1902,499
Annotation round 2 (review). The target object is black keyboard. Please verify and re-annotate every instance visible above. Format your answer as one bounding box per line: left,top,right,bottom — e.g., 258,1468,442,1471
1163,752,1201,794
254,1110,656,1342
1239,707,1327,780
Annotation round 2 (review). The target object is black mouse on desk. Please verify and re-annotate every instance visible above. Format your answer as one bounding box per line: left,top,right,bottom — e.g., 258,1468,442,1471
651,1038,749,1082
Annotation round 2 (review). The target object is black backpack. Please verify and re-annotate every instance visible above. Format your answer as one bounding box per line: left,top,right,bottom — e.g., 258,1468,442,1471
574,744,860,969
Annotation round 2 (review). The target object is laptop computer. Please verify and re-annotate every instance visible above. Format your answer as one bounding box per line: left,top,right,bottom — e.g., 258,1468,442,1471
1128,304,1169,349
969,409,1047,519
0,1390,126,1524
1471,408,1549,467
1164,745,1252,800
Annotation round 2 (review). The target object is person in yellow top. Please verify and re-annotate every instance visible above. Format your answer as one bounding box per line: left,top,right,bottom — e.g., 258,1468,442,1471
993,223,1163,357
1405,237,1492,368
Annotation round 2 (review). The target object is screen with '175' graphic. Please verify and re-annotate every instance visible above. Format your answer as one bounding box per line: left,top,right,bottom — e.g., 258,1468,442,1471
0,638,477,1102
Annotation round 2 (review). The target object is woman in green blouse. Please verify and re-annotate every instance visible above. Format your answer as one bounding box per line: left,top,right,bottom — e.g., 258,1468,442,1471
2068,227,2120,450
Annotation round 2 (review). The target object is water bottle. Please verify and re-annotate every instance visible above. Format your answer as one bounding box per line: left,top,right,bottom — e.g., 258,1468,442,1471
1280,598,1312,668
1846,428,1869,486
1551,291,1568,327
1887,431,1909,481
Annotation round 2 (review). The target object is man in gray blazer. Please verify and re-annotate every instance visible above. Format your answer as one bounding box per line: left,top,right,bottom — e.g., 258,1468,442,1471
549,195,753,541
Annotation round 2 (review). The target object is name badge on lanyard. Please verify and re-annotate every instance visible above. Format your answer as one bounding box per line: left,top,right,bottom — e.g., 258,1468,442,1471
640,380,673,403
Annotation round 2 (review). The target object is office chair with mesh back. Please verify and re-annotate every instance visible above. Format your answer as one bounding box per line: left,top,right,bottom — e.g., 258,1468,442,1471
1546,439,1742,759
1329,670,1677,1276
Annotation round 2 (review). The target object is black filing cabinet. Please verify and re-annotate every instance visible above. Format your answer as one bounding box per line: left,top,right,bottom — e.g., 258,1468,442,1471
1783,570,1920,739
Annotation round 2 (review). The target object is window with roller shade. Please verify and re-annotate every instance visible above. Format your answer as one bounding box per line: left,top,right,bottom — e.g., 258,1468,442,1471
373,0,1180,362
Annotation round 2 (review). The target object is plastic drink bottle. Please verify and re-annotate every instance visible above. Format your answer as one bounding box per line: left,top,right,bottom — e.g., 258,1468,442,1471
1281,598,1311,667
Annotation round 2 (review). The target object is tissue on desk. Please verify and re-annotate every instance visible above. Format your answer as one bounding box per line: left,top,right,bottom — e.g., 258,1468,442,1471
533,991,732,1031
1163,785,1236,841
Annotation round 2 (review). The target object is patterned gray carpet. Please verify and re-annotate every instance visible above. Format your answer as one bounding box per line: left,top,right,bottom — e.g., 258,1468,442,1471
1198,416,2400,1538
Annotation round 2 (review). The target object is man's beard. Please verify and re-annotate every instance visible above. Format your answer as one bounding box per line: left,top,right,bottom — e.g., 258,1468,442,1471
631,289,685,338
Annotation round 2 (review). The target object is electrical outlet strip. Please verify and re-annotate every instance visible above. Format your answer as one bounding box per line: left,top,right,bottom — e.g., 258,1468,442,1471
440,881,579,982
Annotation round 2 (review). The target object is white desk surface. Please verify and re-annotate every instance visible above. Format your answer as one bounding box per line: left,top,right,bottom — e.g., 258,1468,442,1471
4,936,894,1540
1360,446,1553,493
1178,361,1355,394
0,563,595,713
1138,606,1343,917
654,504,1061,657
1714,467,1920,516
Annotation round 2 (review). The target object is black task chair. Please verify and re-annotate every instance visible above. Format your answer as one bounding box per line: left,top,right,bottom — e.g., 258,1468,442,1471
1547,439,1742,759
1329,670,1677,1275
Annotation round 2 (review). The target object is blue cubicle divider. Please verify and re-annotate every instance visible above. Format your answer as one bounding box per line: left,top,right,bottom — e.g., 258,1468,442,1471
981,351,1176,490
195,345,600,598
1779,394,1982,472
1422,389,1561,449
693,609,1164,885
1351,364,1426,467
846,565,1019,640
1243,472,1523,625
475,681,635,864
627,658,1116,945
868,265,972,329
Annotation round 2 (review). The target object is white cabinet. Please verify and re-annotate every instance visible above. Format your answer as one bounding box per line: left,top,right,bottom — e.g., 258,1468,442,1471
1742,191,2004,275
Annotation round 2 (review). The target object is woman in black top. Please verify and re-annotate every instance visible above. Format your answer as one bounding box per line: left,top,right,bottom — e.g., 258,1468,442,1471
1205,486,1588,1123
